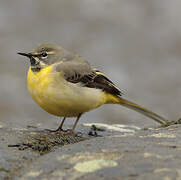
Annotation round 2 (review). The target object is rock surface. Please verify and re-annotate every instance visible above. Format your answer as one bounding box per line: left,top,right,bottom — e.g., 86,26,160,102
1,123,181,180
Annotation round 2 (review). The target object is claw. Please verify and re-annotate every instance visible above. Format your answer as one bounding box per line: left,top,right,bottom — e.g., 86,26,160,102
45,128,77,136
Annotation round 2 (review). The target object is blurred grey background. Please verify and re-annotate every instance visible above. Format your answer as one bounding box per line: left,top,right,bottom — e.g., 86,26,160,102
1,0,181,129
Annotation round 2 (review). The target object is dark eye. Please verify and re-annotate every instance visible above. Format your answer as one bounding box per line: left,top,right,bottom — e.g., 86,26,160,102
41,52,48,57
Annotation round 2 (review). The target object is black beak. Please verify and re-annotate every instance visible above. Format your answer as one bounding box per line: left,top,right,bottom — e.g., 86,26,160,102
17,52,32,58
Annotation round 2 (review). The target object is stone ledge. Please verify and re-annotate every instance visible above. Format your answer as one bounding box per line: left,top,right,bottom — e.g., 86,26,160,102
1,124,181,179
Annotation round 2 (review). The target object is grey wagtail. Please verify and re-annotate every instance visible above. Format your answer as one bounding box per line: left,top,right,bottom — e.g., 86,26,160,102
18,43,169,134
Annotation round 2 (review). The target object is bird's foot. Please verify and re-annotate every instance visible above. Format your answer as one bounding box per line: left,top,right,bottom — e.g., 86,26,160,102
45,128,77,136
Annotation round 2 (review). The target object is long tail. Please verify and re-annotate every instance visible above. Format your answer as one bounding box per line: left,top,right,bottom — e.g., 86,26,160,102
106,94,169,125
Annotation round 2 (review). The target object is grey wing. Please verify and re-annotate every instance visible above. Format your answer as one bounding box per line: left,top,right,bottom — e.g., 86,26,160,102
55,59,123,96
55,57,92,82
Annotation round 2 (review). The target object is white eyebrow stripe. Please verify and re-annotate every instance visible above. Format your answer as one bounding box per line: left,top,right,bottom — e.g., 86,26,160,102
47,51,55,55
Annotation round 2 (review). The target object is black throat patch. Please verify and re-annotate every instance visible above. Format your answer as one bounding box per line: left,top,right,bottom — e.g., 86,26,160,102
31,66,41,72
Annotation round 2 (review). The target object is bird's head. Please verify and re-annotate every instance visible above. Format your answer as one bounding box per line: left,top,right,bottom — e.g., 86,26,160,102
18,43,72,72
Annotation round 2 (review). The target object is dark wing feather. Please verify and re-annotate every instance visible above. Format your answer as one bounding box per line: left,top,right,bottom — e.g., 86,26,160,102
79,72,122,96
55,60,122,96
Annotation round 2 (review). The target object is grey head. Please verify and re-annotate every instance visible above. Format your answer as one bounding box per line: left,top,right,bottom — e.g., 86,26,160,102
18,43,75,72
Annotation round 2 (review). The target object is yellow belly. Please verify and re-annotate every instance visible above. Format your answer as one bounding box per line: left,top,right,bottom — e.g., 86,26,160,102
27,66,106,117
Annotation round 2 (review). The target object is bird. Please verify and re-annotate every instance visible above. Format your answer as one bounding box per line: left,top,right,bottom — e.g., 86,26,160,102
18,43,169,135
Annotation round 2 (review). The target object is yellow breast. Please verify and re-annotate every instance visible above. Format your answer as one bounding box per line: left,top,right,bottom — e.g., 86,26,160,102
27,66,58,115
27,66,106,117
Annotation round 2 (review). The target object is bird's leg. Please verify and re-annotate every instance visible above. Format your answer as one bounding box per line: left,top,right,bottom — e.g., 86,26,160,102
56,114,82,135
71,113,82,133
46,114,82,136
56,117,66,131
46,117,66,132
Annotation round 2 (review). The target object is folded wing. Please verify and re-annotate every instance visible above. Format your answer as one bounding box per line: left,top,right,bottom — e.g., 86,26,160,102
55,58,123,96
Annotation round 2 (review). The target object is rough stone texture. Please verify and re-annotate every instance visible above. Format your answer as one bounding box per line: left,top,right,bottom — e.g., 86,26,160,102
1,123,181,180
